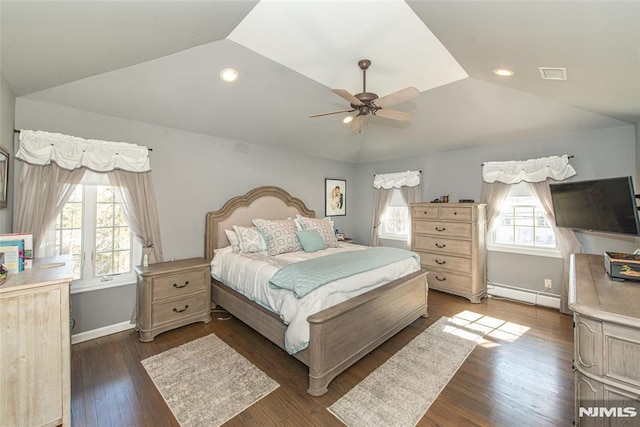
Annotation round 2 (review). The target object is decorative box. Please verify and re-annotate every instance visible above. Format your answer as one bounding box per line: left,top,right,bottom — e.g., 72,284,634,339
604,251,640,281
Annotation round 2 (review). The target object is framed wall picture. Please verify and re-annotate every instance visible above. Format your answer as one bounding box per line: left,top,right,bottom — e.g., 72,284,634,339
325,178,346,216
0,146,8,209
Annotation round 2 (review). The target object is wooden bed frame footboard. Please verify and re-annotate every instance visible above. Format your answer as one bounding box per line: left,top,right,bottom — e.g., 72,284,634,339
206,186,429,396
212,269,428,396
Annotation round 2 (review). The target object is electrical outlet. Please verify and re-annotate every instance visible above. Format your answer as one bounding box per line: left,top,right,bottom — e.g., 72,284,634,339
544,279,552,289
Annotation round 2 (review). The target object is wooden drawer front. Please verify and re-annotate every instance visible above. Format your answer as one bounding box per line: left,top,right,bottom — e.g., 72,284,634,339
152,293,206,326
427,270,472,293
412,206,439,220
413,235,471,256
439,206,473,221
603,323,640,389
575,314,603,376
417,252,471,272
152,269,207,300
413,221,472,239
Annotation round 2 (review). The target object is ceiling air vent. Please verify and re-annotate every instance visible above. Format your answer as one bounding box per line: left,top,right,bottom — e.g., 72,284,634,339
538,67,567,81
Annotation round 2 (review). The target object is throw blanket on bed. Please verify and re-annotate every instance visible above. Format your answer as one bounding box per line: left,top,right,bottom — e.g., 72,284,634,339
269,247,420,298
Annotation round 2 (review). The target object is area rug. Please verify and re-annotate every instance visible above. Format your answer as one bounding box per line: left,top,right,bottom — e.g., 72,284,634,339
328,316,484,427
141,334,279,427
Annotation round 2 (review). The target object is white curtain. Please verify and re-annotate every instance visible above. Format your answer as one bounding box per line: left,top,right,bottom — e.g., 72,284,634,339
481,154,581,314
527,181,583,314
14,130,164,263
370,171,421,246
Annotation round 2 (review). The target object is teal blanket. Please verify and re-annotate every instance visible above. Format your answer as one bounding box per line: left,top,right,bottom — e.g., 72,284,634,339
269,247,420,298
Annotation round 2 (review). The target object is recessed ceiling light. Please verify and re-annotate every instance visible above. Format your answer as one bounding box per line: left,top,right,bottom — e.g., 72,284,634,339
220,67,239,82
343,116,354,124
493,68,514,77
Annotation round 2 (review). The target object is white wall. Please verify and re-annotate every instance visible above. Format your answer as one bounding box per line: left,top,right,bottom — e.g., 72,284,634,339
0,70,15,233
15,98,356,333
353,124,638,294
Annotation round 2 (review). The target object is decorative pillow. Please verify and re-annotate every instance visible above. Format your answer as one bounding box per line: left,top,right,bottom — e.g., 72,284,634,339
224,229,240,253
252,218,302,256
297,216,339,248
232,225,268,254
296,230,328,253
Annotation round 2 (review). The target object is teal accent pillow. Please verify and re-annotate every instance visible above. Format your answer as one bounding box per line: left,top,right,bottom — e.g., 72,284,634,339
296,230,328,253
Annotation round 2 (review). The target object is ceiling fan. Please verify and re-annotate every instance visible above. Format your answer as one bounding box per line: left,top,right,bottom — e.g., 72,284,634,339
310,59,419,132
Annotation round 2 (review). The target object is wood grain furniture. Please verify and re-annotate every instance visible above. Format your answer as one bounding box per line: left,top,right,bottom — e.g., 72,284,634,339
569,253,640,426
205,186,428,396
411,202,487,303
135,257,212,342
0,257,73,427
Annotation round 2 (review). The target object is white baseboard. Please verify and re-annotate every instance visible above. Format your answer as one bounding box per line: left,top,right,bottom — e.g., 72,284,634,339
71,321,135,345
487,283,560,310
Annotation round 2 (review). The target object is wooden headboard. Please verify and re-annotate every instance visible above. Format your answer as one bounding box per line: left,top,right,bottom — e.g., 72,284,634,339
205,186,315,260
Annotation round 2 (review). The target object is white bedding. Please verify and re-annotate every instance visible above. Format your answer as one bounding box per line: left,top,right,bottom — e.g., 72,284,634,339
210,243,421,354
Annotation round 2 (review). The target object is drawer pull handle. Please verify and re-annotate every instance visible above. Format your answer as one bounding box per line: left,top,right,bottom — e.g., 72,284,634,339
435,243,446,248
424,211,428,215
173,305,189,313
435,276,446,281
454,212,457,215
173,281,189,289
435,259,446,265
435,227,446,232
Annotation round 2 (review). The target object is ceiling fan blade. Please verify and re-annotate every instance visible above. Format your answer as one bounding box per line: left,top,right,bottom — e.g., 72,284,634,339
309,109,355,118
374,108,413,121
350,114,365,132
331,89,362,105
374,87,419,108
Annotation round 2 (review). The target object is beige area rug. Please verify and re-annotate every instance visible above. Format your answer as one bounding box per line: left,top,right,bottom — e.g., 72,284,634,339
141,334,279,427
328,316,486,427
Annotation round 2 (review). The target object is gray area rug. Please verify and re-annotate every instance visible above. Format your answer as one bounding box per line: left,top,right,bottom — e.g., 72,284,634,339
328,316,484,427
141,333,279,427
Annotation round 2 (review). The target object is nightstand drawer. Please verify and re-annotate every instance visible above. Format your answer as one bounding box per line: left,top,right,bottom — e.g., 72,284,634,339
152,292,207,327
152,269,206,300
413,235,472,256
413,221,472,239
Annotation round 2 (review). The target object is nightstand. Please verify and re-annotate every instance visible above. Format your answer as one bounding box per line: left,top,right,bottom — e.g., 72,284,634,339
135,257,211,342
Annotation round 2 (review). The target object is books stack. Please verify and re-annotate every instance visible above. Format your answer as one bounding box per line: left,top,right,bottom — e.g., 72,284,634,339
0,233,33,273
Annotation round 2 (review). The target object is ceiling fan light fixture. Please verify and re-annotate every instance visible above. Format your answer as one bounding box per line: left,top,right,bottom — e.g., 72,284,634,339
220,67,239,82
343,116,354,124
493,68,514,77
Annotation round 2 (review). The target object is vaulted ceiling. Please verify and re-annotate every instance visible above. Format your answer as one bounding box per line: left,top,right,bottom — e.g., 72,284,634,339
1,1,638,164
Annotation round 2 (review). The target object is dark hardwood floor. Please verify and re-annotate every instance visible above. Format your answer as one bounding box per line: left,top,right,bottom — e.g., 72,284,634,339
71,290,575,426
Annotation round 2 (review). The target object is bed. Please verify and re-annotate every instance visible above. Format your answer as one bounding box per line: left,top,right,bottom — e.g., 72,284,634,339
205,185,428,396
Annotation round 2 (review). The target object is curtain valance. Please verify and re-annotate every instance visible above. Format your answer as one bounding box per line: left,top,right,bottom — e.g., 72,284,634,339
482,154,575,184
373,170,420,189
17,130,151,172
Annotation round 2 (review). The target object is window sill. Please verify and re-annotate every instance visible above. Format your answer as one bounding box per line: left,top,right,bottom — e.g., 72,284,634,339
70,274,137,294
487,244,562,259
379,234,409,242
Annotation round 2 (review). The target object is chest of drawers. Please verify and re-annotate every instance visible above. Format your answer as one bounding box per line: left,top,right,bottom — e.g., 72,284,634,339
135,257,211,342
411,203,487,303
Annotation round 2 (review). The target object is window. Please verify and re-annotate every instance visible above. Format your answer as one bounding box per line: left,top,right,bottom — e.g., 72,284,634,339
490,182,557,253
52,174,140,291
379,189,410,240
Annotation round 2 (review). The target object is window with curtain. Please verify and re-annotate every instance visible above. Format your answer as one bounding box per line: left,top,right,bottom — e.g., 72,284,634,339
489,182,557,254
378,188,410,240
49,172,141,290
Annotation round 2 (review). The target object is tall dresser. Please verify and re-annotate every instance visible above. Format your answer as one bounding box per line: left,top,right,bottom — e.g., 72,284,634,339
569,253,640,426
411,202,487,303
0,257,73,427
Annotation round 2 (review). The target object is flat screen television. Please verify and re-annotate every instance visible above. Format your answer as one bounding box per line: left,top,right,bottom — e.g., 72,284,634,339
550,176,640,236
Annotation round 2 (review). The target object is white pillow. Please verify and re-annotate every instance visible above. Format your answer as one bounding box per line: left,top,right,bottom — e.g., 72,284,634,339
232,225,268,254
224,229,240,253
297,216,339,248
252,218,302,256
